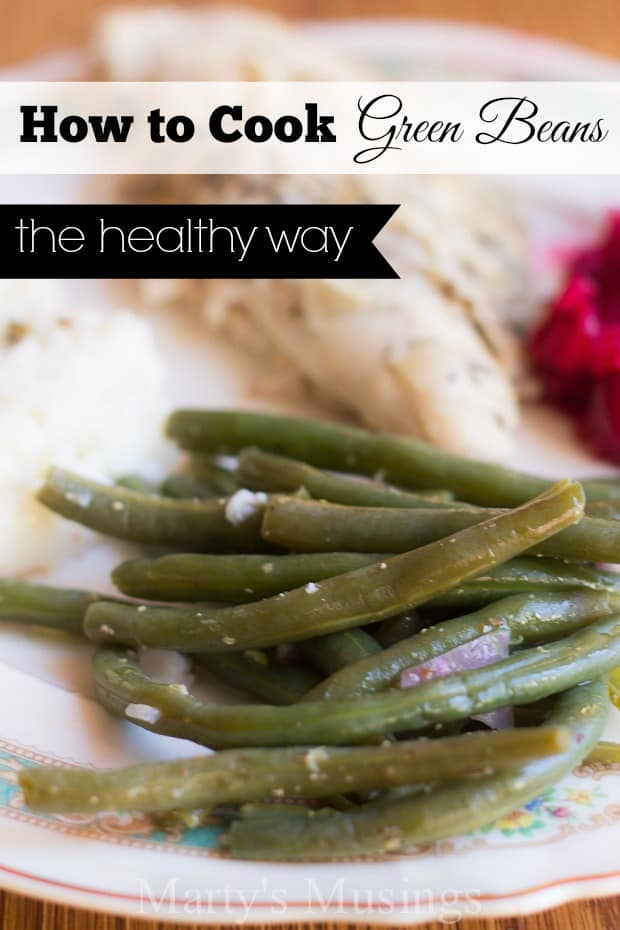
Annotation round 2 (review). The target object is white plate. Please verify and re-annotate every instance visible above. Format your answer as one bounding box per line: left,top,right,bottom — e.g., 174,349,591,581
1,18,620,924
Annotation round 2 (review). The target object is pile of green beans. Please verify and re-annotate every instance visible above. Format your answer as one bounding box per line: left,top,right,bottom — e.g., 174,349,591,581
12,409,620,861
303,590,620,702
227,680,609,859
83,480,585,652
88,615,620,748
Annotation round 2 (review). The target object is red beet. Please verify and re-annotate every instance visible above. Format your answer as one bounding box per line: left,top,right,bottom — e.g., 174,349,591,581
528,213,620,463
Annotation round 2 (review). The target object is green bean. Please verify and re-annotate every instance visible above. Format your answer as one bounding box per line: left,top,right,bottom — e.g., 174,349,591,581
0,579,114,636
0,578,320,705
227,680,608,859
235,802,314,821
166,410,620,506
610,668,620,709
116,475,160,494
161,475,216,500
85,480,585,653
37,467,267,551
300,629,381,675
188,454,240,496
424,557,620,612
405,489,454,501
238,448,458,508
305,591,620,702
153,808,217,830
92,615,620,748
579,476,620,490
586,501,620,521
19,726,569,815
513,698,556,727
0,577,395,693
195,652,321,705
262,498,620,563
112,552,385,603
374,613,425,647
585,741,620,766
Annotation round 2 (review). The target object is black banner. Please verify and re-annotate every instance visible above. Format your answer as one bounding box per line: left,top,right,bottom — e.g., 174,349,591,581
0,204,399,279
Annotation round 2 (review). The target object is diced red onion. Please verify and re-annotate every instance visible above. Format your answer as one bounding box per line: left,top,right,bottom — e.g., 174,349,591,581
400,627,513,729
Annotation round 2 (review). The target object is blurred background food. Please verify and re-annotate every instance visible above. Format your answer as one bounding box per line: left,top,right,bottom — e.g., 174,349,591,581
96,7,527,459
1,0,619,68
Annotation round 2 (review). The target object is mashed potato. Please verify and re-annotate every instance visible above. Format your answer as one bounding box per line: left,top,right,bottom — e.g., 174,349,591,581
0,281,170,575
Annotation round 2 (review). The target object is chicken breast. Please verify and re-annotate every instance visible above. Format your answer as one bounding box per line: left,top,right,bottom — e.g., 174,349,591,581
94,6,373,81
96,7,528,460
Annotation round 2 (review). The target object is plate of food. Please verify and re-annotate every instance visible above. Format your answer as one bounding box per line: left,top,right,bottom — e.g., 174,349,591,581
1,7,620,924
